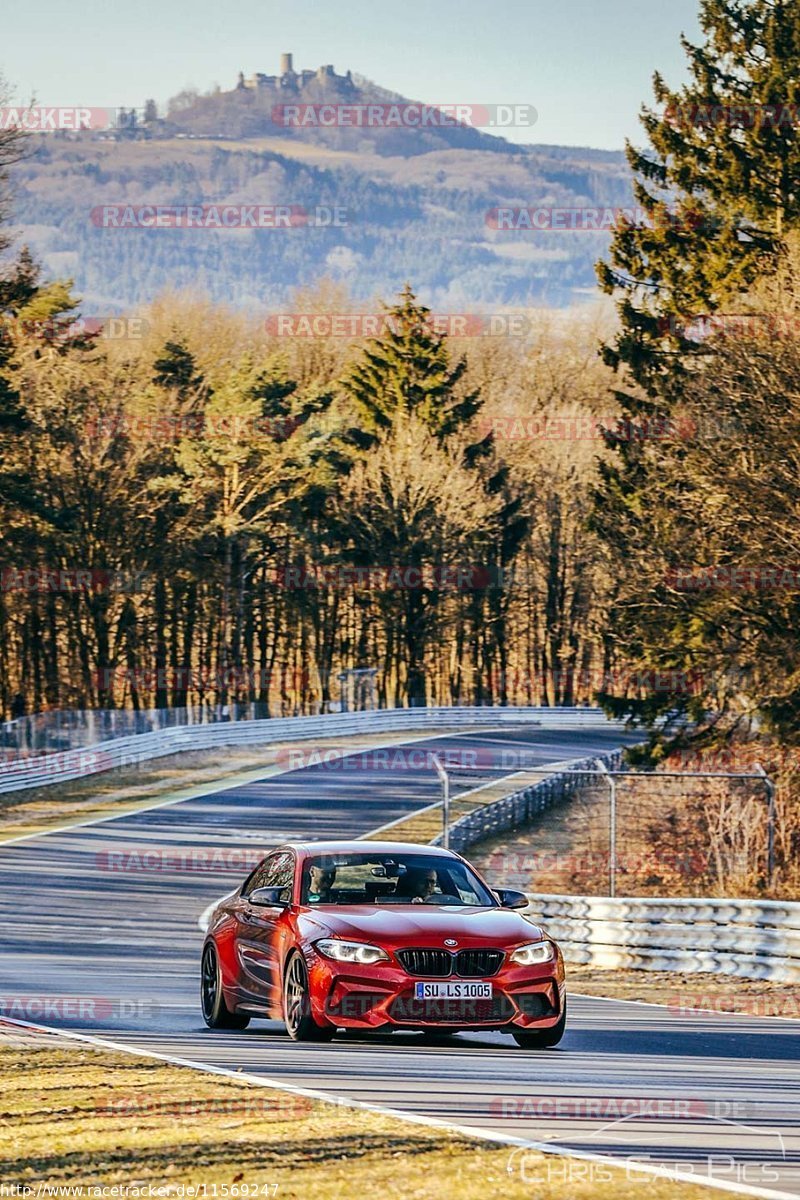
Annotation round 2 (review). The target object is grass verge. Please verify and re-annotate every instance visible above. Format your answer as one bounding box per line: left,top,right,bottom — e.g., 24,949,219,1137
363,761,564,845
1,1024,720,1200
567,966,800,1017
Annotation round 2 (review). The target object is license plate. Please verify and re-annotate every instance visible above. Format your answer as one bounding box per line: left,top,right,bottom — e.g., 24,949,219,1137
414,981,493,1000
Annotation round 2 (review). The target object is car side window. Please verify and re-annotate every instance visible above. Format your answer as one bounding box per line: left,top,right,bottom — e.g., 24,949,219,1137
243,850,295,902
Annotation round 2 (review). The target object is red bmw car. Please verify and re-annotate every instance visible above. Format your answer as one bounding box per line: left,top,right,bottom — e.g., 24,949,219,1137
201,840,566,1048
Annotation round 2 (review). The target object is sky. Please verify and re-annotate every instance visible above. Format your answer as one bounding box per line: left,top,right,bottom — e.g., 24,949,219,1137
2,0,703,150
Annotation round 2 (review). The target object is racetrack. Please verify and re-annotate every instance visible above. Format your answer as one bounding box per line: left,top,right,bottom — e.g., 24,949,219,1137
1,723,798,1199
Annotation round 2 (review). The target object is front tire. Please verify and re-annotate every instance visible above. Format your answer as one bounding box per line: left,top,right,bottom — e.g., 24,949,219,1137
202,943,250,1030
512,999,566,1049
283,953,334,1042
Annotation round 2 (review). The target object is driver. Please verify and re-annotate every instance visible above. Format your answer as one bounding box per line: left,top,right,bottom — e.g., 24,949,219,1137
307,864,336,903
396,867,438,904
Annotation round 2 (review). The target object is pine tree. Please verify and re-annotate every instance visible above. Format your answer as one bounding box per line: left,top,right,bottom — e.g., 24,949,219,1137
592,0,800,735
340,285,527,707
598,0,800,398
152,340,205,397
0,79,34,438
343,284,481,442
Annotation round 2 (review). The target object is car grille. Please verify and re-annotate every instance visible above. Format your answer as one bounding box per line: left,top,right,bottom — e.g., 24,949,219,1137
456,949,504,977
396,948,504,977
389,994,515,1025
396,949,452,976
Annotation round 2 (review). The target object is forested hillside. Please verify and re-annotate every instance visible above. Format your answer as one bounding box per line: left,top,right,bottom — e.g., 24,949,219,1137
10,133,631,310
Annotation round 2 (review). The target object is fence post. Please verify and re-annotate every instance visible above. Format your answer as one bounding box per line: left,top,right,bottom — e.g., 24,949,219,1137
597,761,616,898
755,763,776,887
432,755,450,850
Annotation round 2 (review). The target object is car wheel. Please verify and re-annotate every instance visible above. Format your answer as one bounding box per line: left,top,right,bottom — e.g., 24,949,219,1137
283,952,334,1042
511,1000,566,1049
201,943,250,1030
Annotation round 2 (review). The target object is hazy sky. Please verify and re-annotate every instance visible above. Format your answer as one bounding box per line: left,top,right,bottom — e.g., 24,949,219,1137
3,0,702,150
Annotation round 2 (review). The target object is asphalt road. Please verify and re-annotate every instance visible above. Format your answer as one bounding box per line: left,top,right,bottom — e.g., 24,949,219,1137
1,723,798,1198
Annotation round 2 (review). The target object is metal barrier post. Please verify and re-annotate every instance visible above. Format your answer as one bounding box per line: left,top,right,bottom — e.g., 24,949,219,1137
597,761,616,897
432,755,450,849
755,763,776,887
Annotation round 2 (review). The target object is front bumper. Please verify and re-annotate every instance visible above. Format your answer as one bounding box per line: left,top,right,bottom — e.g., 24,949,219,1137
307,951,565,1031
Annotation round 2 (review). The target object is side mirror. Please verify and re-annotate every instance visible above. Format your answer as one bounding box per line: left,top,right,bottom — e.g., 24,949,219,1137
495,888,529,910
248,886,289,907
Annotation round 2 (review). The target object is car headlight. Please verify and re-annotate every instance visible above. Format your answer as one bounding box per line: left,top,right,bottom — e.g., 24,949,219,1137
509,940,555,966
315,939,389,965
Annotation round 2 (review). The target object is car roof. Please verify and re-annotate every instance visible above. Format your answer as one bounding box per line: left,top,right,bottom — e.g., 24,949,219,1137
278,840,460,859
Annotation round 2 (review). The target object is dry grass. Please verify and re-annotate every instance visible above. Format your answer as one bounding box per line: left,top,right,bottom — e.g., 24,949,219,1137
363,764,554,845
471,762,793,899
0,1026,716,1200
567,967,800,1017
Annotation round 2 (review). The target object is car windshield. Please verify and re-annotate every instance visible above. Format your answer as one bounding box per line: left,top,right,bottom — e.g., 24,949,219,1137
301,852,496,907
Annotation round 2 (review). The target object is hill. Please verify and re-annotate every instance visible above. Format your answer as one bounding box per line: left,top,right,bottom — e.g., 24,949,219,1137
7,57,632,311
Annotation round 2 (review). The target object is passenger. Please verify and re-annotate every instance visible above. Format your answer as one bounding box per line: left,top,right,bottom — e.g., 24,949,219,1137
307,864,336,903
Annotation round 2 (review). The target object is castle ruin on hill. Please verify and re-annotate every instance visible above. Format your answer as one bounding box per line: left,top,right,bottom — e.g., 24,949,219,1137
236,54,354,93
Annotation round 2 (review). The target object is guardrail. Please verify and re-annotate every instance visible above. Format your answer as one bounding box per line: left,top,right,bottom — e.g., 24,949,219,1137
431,749,624,853
0,706,630,796
0,701,284,758
524,893,800,983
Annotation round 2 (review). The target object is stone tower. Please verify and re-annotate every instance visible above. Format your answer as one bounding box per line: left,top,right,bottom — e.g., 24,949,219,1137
280,53,294,75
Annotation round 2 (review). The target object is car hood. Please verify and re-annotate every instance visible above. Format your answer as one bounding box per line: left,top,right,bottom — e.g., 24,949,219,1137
299,905,546,947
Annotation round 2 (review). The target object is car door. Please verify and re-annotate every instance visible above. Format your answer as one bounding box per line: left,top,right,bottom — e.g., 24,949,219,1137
233,849,296,1013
